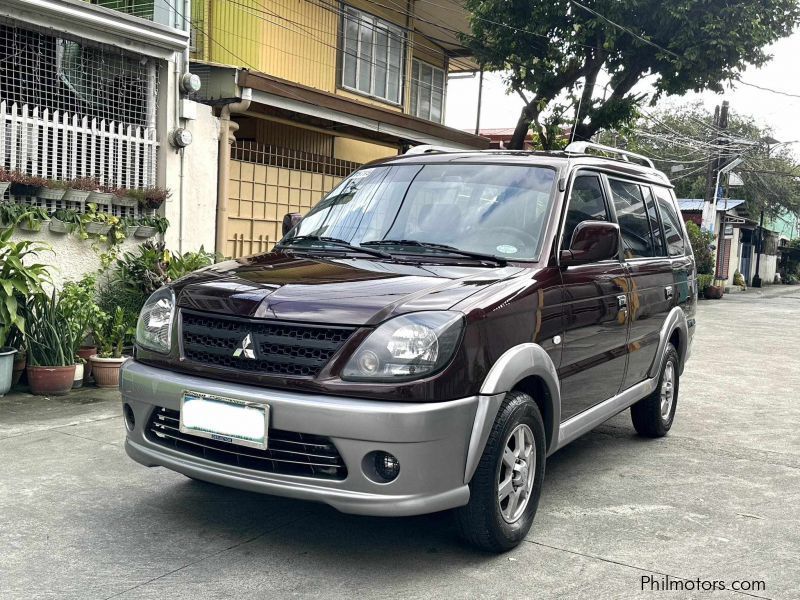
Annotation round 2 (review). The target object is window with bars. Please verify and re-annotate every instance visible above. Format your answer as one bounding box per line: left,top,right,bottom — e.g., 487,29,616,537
0,20,159,188
410,59,445,123
340,6,404,105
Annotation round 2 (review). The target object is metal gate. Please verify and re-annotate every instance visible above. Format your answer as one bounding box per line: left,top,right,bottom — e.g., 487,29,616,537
226,142,361,258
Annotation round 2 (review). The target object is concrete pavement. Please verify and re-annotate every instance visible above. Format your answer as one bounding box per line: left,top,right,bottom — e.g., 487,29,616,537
2,285,799,599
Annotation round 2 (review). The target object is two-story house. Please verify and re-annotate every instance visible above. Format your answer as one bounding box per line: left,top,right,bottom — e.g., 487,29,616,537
188,0,489,257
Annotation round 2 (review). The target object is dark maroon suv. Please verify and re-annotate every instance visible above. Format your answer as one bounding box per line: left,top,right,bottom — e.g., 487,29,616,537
123,142,696,552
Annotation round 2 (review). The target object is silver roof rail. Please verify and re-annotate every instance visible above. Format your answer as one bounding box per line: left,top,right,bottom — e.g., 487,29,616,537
564,141,655,169
404,144,461,155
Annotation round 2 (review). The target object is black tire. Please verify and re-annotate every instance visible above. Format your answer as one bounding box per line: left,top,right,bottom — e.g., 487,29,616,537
455,390,546,553
630,342,680,437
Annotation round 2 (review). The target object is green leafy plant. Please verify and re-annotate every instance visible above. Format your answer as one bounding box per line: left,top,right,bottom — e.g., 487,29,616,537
0,226,51,348
139,214,170,235
44,179,69,190
0,203,49,231
93,306,135,359
26,291,77,367
60,274,105,357
50,208,83,233
696,273,714,297
685,221,716,275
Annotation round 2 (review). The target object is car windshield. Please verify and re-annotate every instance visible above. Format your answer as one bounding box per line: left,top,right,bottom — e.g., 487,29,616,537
280,163,557,261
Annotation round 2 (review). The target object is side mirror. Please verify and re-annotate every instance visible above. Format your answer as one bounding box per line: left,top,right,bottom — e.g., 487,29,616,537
559,221,620,266
282,212,302,236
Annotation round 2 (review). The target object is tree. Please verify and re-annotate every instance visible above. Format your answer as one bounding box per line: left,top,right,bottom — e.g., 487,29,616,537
605,102,800,218
462,0,800,150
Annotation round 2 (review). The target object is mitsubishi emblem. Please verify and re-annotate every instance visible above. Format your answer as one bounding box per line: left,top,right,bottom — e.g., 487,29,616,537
232,333,256,359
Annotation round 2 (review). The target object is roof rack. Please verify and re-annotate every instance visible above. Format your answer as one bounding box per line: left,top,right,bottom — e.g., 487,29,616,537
404,144,461,155
564,141,655,169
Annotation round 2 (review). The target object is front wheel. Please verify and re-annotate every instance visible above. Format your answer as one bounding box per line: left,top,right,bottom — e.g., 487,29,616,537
455,391,546,552
630,342,680,437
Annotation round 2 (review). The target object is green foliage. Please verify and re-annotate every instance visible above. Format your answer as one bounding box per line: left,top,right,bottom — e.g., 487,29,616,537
60,275,105,356
139,214,170,235
685,221,715,274
697,273,714,295
0,203,50,231
93,306,134,359
462,0,800,149
0,226,51,348
26,292,77,367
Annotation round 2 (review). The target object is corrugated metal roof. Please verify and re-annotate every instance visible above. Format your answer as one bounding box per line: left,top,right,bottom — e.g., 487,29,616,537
677,199,745,212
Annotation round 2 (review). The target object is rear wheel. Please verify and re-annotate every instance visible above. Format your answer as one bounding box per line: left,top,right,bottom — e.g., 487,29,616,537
455,391,546,553
630,343,679,437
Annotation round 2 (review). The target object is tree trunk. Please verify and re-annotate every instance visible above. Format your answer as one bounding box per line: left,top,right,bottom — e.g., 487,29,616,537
508,107,533,150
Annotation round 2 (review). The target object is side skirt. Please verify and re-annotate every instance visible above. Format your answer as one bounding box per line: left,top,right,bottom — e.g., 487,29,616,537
554,376,658,452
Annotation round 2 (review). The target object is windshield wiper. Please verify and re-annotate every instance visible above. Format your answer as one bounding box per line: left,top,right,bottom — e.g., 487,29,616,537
277,235,393,259
361,239,507,265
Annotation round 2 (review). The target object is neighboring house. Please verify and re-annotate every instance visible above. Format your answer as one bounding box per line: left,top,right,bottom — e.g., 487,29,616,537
679,198,787,287
1,0,216,285
188,0,489,257
474,128,536,150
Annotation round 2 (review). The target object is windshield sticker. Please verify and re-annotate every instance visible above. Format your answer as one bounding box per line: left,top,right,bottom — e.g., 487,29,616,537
496,245,518,254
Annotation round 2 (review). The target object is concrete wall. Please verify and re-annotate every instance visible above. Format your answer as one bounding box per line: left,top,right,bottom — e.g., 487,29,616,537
162,101,220,254
10,228,148,291
757,253,779,284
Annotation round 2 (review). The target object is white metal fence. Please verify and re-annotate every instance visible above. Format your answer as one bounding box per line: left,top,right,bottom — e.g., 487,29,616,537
0,100,158,188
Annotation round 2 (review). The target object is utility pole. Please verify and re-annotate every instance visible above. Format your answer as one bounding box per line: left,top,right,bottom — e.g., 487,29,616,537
702,101,730,233
474,68,484,136
752,210,765,287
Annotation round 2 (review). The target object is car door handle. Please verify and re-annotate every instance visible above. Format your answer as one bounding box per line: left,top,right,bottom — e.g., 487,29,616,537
617,294,628,308
664,286,674,300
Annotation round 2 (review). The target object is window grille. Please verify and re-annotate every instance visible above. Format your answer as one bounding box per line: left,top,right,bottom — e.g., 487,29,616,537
231,142,362,179
410,59,445,123
340,7,404,105
0,20,159,188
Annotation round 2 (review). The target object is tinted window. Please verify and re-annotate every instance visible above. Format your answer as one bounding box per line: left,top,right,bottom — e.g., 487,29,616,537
562,174,609,250
654,187,685,256
609,179,656,259
641,186,666,256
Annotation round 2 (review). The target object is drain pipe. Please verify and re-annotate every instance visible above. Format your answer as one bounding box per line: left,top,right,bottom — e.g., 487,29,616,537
215,89,252,255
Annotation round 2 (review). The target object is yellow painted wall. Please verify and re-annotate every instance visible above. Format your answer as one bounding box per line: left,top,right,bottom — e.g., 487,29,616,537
333,137,398,163
192,0,450,115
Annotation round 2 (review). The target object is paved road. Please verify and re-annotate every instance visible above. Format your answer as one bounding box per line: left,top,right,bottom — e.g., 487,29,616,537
2,286,799,599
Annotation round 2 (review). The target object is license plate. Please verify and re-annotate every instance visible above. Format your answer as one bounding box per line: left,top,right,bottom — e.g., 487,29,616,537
179,391,269,450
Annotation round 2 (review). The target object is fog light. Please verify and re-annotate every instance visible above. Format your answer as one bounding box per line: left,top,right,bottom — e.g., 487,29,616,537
123,403,135,432
374,451,400,482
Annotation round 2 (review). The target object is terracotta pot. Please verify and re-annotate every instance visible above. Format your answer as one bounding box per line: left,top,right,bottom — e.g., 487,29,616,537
77,346,97,380
27,365,76,396
90,355,129,388
12,351,26,386
705,285,724,299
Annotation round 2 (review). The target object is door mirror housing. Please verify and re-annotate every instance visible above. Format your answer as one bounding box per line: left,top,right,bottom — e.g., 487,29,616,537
282,212,303,236
560,221,620,266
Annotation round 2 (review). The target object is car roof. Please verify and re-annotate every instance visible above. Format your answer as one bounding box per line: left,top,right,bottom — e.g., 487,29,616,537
371,149,673,187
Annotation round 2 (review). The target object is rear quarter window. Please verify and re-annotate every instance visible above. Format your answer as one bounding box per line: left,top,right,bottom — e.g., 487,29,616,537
653,187,686,257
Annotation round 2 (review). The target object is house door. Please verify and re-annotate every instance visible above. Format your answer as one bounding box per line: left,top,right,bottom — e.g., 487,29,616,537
741,243,753,284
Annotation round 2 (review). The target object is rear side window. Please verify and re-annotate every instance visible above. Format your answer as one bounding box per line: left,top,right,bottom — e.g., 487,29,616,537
641,187,666,256
561,174,609,249
654,187,685,256
609,179,657,259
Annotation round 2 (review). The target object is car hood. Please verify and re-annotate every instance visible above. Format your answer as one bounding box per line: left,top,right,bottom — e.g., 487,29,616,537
173,252,525,325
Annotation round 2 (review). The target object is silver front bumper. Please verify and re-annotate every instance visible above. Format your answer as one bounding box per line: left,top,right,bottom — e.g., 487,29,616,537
121,361,494,516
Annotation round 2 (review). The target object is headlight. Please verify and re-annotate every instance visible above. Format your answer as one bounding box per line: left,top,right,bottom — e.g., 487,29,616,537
135,287,175,353
342,311,464,381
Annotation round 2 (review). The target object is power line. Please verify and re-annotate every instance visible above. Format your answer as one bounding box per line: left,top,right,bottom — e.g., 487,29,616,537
736,80,800,99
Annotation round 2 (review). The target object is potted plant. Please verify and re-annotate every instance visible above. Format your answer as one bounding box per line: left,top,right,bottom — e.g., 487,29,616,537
120,216,140,237
90,307,134,388
49,207,82,234
38,179,68,201
63,177,98,203
25,292,77,396
16,206,51,233
111,187,138,208
61,274,104,382
9,171,47,197
80,203,116,236
72,357,86,389
135,215,169,238
134,187,171,211
0,226,51,394
0,167,11,197
87,183,114,206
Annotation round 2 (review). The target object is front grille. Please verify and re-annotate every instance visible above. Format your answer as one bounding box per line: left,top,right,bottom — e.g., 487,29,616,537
180,310,356,377
146,407,347,480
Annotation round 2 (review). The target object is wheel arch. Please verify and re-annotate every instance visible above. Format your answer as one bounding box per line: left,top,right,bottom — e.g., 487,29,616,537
651,307,689,376
465,344,562,483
